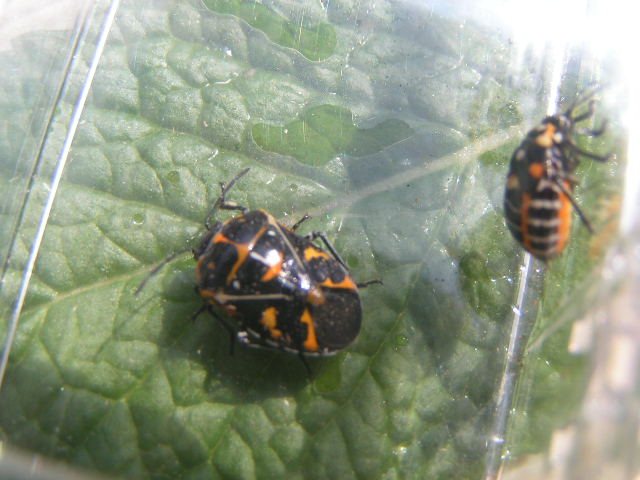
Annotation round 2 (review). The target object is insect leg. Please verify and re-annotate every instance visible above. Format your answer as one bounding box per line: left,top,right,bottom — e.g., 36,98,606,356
553,178,594,233
570,99,596,123
205,168,251,229
191,303,208,321
566,141,613,162
564,85,601,118
291,214,311,231
298,351,312,376
306,231,383,287
306,231,348,269
576,119,608,137
202,305,237,355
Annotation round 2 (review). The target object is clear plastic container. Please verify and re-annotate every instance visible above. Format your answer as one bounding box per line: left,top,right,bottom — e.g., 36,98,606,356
0,0,635,479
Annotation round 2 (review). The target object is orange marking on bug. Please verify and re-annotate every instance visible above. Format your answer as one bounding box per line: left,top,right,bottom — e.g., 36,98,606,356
212,232,231,244
556,183,573,254
306,287,326,306
304,246,330,262
198,288,215,299
300,308,319,352
260,307,282,340
198,288,231,312
535,123,556,148
528,162,545,179
507,174,519,190
319,276,357,291
214,226,268,284
521,193,533,250
261,251,284,282
221,304,237,315
195,257,204,284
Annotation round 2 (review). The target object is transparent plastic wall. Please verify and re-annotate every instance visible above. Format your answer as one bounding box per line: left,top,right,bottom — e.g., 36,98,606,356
0,0,636,479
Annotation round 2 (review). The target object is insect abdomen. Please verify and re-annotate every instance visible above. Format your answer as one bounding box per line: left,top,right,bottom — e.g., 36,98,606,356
505,181,572,260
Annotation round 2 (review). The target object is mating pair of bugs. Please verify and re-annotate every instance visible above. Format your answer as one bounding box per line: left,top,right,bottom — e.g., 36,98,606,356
139,87,610,367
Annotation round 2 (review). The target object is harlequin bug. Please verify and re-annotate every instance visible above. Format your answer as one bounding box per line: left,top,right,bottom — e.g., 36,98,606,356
503,88,613,261
137,169,380,372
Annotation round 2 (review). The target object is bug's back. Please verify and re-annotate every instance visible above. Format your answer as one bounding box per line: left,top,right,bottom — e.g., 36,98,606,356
504,117,575,260
196,209,362,355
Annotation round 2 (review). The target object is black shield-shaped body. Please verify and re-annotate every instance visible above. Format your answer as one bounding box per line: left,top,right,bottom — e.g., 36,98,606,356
195,209,362,355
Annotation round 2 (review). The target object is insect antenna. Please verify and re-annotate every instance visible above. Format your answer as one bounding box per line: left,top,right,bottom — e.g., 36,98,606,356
135,248,191,296
357,279,384,288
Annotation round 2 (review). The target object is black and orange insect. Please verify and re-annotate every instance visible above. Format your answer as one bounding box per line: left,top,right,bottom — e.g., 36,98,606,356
138,169,380,371
504,89,612,260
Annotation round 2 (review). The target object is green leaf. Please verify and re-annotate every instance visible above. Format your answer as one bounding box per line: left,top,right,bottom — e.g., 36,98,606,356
252,105,414,166
0,1,623,479
202,0,336,61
